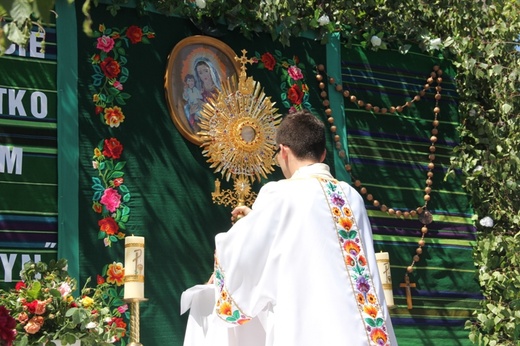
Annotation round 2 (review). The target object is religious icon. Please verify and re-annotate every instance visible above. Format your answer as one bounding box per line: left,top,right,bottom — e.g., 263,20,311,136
164,36,240,145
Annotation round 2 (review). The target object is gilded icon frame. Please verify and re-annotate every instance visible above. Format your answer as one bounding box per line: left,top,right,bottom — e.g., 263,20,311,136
165,36,240,145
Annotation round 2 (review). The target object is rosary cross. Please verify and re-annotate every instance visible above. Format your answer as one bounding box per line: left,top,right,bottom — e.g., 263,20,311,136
400,274,416,309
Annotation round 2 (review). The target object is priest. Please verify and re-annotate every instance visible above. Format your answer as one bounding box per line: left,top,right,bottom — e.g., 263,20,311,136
181,109,398,346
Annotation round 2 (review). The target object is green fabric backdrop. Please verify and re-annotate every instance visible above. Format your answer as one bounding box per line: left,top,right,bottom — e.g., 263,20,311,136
75,5,327,345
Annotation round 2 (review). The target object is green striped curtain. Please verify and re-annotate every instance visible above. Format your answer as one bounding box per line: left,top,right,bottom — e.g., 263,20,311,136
339,45,481,345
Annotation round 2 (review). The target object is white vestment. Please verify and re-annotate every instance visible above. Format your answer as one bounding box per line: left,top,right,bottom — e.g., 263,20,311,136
181,163,398,346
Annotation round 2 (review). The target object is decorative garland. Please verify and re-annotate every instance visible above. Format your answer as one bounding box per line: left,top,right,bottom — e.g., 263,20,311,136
253,50,314,113
89,24,154,247
91,137,130,247
314,63,443,280
87,23,155,344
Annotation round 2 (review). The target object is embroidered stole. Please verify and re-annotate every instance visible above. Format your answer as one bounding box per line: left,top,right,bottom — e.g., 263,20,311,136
212,177,391,345
318,177,391,346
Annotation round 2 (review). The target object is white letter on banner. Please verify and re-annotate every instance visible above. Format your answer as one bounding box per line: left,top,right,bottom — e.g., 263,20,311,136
31,92,48,119
0,146,23,175
0,88,6,113
21,254,42,280
29,32,45,59
8,89,27,116
0,254,17,282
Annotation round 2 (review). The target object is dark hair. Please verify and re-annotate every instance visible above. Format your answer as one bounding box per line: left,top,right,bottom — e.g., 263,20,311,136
184,74,195,82
275,109,326,161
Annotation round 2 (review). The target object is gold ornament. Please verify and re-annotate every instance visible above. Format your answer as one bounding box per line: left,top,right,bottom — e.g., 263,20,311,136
199,49,282,208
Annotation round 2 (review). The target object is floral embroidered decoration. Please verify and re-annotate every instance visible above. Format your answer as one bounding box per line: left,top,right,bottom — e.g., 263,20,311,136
213,258,252,325
96,262,130,343
92,137,130,247
90,24,155,127
319,178,390,346
254,50,313,113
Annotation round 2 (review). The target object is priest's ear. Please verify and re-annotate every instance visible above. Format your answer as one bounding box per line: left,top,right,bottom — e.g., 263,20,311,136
319,149,327,163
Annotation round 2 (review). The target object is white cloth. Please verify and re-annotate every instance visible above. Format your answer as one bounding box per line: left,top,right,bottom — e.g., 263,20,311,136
181,285,266,346
182,163,398,346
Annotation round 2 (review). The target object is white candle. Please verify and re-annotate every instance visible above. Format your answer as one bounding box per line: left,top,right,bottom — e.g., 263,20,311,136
375,251,395,307
124,235,145,299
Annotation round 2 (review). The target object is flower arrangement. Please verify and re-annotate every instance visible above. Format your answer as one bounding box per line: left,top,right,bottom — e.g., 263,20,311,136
0,259,126,346
92,137,130,247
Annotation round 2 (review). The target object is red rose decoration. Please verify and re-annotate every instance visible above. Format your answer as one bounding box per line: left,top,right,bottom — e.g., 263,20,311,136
100,57,121,79
126,25,143,44
98,216,119,235
102,138,123,159
0,306,16,345
287,84,304,105
261,52,276,71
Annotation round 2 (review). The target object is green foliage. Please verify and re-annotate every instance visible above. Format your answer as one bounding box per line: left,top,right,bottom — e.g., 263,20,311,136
0,0,56,54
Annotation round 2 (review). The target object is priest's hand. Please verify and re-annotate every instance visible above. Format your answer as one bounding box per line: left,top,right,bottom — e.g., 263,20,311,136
231,205,252,223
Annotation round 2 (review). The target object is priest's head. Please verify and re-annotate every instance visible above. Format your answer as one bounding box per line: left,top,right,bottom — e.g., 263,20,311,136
274,109,327,178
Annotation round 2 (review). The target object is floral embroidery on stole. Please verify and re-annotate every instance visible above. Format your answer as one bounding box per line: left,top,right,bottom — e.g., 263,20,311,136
214,257,252,325
319,177,391,346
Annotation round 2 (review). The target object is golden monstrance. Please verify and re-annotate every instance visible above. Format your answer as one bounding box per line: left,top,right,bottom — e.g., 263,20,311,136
198,49,282,208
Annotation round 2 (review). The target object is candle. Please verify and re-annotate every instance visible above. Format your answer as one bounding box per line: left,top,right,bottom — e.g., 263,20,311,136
124,235,145,299
375,251,395,307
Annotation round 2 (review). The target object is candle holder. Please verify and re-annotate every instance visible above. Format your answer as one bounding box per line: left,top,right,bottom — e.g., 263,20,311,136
211,176,257,209
125,298,148,346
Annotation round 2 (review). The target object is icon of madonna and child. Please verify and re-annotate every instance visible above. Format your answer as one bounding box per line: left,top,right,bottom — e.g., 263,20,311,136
182,57,222,133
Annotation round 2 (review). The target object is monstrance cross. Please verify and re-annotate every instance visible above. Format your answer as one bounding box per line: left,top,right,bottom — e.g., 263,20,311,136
400,274,416,309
